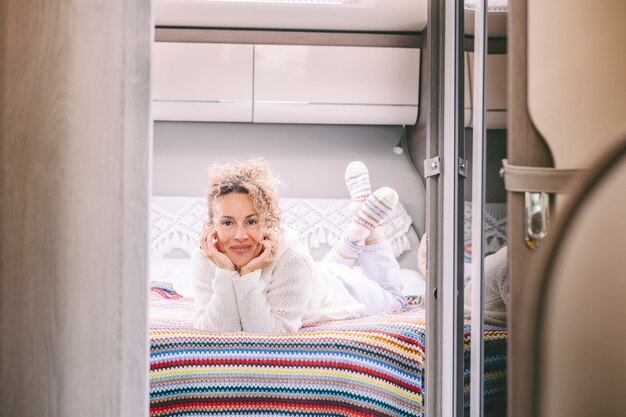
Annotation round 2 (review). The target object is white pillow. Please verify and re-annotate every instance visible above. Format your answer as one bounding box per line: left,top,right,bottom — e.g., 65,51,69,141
150,256,193,298
397,268,426,297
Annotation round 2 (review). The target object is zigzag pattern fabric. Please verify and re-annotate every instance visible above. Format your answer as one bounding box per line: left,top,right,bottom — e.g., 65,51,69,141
464,327,508,417
150,296,424,416
149,293,507,417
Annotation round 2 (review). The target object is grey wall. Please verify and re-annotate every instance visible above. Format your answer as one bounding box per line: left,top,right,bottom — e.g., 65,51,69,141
153,122,426,236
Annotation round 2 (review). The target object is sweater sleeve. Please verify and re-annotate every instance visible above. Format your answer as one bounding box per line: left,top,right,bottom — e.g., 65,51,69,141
190,248,242,332
231,253,315,334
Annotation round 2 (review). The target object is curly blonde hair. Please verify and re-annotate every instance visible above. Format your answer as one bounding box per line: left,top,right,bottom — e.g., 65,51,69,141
206,158,283,234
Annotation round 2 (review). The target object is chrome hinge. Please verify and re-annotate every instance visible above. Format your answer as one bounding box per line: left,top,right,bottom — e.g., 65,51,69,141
458,158,468,178
424,156,441,178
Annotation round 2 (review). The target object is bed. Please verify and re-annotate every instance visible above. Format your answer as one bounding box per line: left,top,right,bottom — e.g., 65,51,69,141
149,196,507,416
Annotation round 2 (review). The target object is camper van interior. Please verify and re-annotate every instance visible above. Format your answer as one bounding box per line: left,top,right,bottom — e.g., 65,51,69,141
148,1,508,416
1,1,625,417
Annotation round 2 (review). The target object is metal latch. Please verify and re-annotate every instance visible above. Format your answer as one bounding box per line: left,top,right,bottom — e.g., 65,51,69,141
424,157,441,178
458,158,468,178
525,191,550,250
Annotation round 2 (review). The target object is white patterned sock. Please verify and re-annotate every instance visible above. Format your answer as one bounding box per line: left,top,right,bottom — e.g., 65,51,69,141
344,161,371,216
335,187,399,259
367,226,386,243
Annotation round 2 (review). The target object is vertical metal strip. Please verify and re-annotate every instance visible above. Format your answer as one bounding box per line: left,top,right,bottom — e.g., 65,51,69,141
470,1,487,417
454,3,466,415
441,0,465,416
426,0,443,415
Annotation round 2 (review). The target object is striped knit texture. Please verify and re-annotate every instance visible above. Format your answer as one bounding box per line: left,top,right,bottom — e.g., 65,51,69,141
337,188,398,259
345,161,371,216
149,293,507,417
463,325,508,417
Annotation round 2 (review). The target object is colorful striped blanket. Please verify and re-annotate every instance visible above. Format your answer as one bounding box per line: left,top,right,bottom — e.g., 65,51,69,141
149,291,506,417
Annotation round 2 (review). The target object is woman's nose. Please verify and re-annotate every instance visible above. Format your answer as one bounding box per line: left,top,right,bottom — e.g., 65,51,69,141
234,225,248,239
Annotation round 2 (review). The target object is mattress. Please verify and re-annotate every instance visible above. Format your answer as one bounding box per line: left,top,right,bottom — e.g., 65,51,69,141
149,290,506,417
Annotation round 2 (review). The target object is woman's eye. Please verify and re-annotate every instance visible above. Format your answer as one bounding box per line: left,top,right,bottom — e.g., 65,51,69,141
222,220,233,226
247,219,258,225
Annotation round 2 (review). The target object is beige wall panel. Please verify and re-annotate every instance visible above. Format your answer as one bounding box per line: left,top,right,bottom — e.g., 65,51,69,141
528,0,626,169
540,148,626,417
0,1,151,416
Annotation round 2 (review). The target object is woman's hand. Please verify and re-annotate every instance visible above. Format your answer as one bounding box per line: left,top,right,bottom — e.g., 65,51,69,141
239,232,279,276
200,224,236,271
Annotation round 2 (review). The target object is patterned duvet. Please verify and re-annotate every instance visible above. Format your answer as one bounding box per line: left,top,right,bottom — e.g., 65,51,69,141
149,292,506,417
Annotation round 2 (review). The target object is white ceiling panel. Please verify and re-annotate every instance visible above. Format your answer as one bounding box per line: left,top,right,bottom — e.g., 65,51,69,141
155,0,427,32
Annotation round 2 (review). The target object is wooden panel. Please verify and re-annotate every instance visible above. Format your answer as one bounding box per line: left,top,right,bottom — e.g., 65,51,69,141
155,28,422,48
0,1,150,416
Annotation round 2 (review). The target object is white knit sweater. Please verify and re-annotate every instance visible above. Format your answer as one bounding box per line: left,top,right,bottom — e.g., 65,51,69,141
464,246,509,326
191,227,366,333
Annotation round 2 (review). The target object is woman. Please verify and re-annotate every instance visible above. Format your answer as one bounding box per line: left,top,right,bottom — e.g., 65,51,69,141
191,158,406,333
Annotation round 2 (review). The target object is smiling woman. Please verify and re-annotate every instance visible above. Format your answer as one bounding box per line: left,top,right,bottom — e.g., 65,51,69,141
189,158,410,334
203,158,282,272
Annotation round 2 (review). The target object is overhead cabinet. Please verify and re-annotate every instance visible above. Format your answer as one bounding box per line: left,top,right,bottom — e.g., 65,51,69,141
153,42,420,125
464,52,508,129
153,42,253,122
253,45,420,125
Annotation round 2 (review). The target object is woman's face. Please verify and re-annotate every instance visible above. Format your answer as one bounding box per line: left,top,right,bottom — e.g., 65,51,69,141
212,192,266,268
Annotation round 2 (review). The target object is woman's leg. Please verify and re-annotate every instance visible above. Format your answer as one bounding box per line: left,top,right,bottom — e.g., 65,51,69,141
317,258,404,315
320,162,405,314
357,242,405,308
321,240,405,314
322,187,405,314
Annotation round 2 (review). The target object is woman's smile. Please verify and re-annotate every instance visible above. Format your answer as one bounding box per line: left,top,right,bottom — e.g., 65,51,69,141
230,244,252,255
